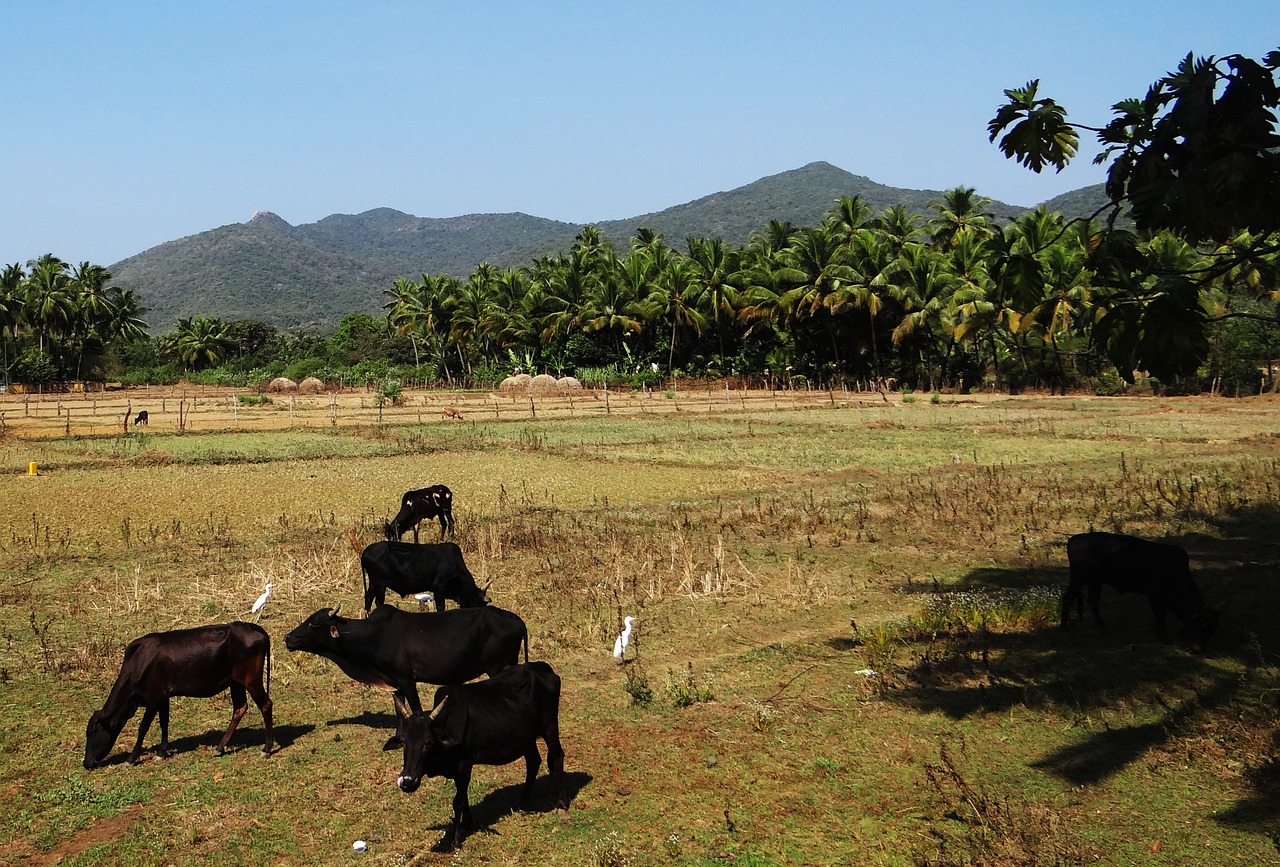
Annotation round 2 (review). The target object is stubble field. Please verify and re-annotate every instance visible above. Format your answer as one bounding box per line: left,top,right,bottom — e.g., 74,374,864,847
1,386,1278,865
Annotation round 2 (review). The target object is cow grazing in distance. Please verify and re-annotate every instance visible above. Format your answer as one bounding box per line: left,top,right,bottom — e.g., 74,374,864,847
361,540,488,613
442,406,464,420
1061,531,1221,646
395,661,567,852
84,622,274,769
384,484,455,541
283,604,527,723
133,410,148,427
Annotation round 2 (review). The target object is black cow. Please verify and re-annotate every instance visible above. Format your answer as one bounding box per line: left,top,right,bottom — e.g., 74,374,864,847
283,604,527,720
133,410,148,427
361,540,488,613
84,622,274,769
384,484,454,541
1061,531,1221,645
394,661,567,852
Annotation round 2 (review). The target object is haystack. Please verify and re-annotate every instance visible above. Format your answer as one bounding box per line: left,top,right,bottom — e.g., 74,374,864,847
298,376,326,394
557,376,584,391
529,374,559,392
499,373,533,392
267,377,297,392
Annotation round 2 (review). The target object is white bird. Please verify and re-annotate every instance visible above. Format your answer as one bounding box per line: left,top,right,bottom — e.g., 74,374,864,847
414,591,435,607
613,616,635,661
251,583,272,615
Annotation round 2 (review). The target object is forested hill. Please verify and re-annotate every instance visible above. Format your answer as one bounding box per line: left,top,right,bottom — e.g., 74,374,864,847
110,161,1109,332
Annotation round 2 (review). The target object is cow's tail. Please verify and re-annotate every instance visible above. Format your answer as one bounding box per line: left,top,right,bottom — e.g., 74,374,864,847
265,640,272,698
361,563,368,615
522,627,529,664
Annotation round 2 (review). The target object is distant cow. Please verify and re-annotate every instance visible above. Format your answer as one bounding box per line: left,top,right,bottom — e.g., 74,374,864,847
84,622,274,769
133,410,148,427
1061,531,1220,645
442,406,463,420
283,604,527,721
384,484,455,541
394,661,567,852
361,540,488,613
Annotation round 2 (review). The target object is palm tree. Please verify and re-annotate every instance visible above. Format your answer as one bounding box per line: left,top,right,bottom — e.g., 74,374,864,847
169,317,233,370
686,236,740,371
777,226,856,365
886,243,959,389
0,263,24,386
23,256,75,354
928,187,996,249
583,251,644,353
641,257,707,374
827,229,896,378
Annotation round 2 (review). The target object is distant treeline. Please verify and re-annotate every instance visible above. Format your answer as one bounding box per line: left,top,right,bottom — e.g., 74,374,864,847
5,189,1278,397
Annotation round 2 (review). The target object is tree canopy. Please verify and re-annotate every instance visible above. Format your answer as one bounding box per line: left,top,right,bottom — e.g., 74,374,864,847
988,49,1280,380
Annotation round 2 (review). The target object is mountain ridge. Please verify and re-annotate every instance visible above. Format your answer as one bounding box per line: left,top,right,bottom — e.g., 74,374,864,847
110,161,1108,331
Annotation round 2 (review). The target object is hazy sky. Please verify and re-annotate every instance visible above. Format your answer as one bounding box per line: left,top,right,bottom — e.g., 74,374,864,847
3,2,1274,266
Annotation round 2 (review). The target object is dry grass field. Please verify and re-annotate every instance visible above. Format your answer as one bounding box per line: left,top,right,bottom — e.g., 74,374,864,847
1,385,1279,865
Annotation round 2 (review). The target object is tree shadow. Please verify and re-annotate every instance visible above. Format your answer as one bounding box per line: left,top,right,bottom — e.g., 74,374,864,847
882,505,1280,839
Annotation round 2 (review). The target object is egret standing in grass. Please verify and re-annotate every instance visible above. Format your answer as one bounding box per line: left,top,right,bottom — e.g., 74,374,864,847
251,583,272,617
613,616,635,663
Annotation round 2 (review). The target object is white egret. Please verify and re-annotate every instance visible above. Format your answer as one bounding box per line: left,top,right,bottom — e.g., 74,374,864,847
251,583,272,615
613,616,635,661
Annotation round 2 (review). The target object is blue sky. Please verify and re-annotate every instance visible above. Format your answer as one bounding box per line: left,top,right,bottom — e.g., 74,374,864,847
2,2,1275,266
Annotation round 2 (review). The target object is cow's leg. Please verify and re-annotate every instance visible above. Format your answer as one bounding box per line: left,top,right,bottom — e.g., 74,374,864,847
1151,604,1169,642
435,595,446,612
433,765,473,852
519,745,542,808
1085,582,1107,633
1060,582,1078,628
219,684,248,754
156,699,171,757
130,705,159,763
544,725,568,809
245,678,275,756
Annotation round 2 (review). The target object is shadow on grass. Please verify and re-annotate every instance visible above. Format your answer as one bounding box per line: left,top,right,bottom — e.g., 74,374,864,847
883,504,1280,838
98,723,313,766
416,771,593,849
328,710,397,730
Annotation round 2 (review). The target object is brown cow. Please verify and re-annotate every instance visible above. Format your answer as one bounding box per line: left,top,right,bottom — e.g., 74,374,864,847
84,622,274,768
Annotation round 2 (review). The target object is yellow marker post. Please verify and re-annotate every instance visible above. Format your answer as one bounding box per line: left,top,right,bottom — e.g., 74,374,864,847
28,461,38,476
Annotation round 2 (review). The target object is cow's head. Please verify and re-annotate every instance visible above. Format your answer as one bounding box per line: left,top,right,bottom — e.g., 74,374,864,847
284,604,343,652
394,694,457,793
459,580,492,608
382,520,400,542
1185,604,1223,651
83,709,122,770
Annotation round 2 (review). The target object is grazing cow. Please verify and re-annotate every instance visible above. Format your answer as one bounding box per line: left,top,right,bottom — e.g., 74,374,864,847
283,604,527,721
84,622,274,769
394,661,567,852
1061,531,1221,645
442,406,463,420
361,540,488,613
133,410,148,427
384,484,455,541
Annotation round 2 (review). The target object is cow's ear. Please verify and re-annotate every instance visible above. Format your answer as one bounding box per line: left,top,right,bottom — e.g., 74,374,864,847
434,703,467,748
329,625,340,639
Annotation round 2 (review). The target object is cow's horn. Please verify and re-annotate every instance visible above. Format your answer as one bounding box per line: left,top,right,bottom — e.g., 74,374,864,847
330,602,342,617
429,697,448,720
483,580,493,591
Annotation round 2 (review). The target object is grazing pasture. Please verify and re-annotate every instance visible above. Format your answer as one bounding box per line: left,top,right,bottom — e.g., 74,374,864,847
1,387,1279,865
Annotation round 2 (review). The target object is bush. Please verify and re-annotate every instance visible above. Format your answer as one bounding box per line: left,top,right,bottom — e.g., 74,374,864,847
1093,367,1130,396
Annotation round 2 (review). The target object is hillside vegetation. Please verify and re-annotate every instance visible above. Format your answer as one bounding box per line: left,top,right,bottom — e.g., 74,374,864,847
110,162,1108,331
